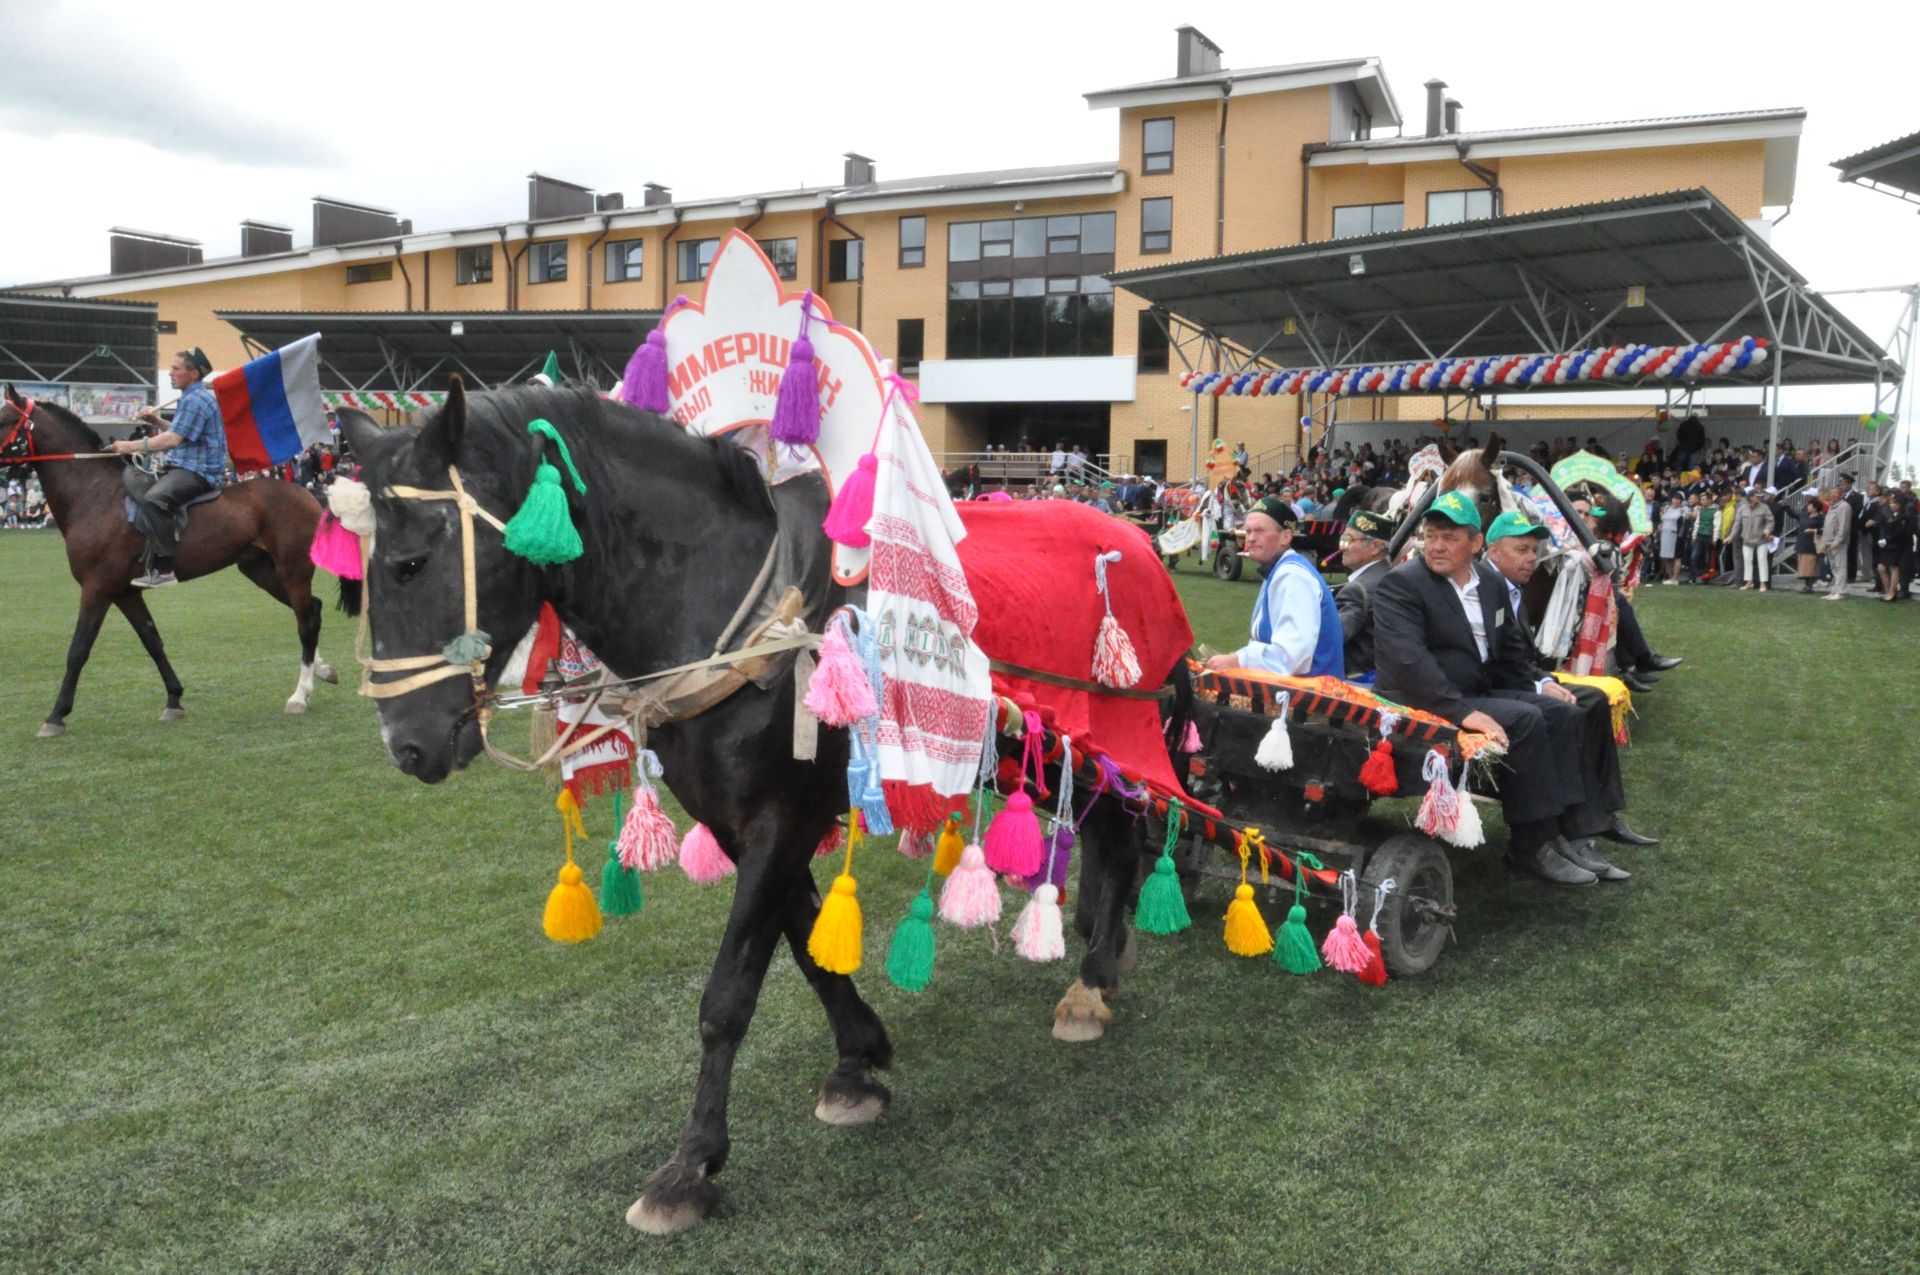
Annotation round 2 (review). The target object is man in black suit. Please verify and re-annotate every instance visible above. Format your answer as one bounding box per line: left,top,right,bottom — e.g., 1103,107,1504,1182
1334,508,1394,678
1372,492,1607,887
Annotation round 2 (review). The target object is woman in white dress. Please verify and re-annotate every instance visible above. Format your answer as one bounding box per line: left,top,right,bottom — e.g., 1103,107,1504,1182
1659,496,1685,583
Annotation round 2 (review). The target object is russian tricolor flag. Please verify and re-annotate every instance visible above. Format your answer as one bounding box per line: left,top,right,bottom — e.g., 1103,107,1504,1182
209,333,326,472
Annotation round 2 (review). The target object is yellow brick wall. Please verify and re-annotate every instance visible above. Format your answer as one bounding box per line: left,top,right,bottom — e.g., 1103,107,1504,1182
1498,140,1766,218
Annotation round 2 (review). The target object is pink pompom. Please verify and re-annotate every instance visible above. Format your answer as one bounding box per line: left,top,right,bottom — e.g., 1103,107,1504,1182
617,786,679,871
804,622,876,726
1091,614,1142,689
678,822,735,883
982,790,1043,877
308,511,363,580
1321,912,1371,974
1010,883,1066,962
1181,718,1203,753
814,824,845,859
938,844,1001,928
823,453,878,547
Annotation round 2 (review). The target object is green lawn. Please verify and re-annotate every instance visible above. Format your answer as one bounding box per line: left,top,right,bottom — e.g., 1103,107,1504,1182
2,530,1915,1273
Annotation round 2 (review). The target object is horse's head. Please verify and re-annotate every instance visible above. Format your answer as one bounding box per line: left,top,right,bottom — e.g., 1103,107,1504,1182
1,384,34,462
1437,432,1506,532
339,379,545,783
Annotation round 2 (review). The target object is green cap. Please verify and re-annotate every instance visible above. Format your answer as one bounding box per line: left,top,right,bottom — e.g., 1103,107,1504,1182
1424,490,1482,531
1346,509,1394,542
184,347,213,377
1486,511,1549,543
1249,495,1297,529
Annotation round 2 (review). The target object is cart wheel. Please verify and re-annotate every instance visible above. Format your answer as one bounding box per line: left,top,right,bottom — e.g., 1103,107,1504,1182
1212,546,1243,581
1360,833,1454,978
1175,833,1207,908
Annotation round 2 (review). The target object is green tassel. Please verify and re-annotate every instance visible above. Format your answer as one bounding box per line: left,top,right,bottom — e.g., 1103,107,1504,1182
440,629,491,664
884,889,937,992
1274,902,1321,974
1135,851,1192,936
503,418,588,566
600,840,643,916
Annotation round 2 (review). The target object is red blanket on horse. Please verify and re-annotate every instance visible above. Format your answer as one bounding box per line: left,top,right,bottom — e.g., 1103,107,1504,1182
956,501,1194,798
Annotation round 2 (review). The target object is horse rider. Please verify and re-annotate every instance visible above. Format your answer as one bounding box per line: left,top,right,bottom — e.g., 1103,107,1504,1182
1370,491,1612,887
1333,508,1394,680
1204,495,1343,678
1483,510,1659,880
110,348,228,588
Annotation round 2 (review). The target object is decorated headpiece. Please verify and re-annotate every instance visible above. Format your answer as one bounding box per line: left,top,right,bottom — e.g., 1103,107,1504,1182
1346,509,1393,542
1249,495,1297,529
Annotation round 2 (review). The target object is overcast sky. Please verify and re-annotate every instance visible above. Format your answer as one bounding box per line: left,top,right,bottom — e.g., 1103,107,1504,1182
3,0,1916,451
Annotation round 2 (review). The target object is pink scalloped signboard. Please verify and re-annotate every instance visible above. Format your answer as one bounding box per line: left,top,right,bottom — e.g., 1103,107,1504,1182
652,231,888,584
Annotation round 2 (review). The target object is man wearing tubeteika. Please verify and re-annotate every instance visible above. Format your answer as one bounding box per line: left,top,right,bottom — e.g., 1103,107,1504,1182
1333,507,1393,680
1203,495,1343,679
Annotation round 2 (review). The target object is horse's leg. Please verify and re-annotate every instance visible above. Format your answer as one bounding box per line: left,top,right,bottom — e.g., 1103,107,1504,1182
236,549,323,713
1054,800,1143,1043
39,587,114,738
777,884,895,1125
113,590,186,720
628,839,799,1236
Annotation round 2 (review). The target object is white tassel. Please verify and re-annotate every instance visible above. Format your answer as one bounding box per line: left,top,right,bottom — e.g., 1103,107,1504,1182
1011,883,1066,961
1444,766,1485,848
1255,694,1294,772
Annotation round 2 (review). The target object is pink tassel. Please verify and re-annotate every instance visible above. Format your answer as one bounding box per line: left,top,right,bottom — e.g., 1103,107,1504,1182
1010,884,1066,962
1180,718,1203,753
1414,750,1458,839
1091,614,1142,689
896,827,933,859
617,786,679,871
1321,913,1371,974
678,822,735,883
769,293,821,447
308,511,363,580
814,824,845,859
822,453,878,547
621,297,684,413
982,790,1043,877
937,844,1001,928
803,622,875,726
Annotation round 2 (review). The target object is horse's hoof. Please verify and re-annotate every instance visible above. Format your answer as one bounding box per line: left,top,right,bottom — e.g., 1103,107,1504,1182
284,699,308,715
159,707,185,723
37,721,66,739
627,1164,716,1236
314,662,339,685
815,1069,892,1126
1051,978,1112,1043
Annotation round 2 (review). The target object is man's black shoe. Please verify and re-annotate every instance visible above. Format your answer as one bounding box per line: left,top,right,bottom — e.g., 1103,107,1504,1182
1620,672,1655,693
1640,654,1683,672
1598,815,1659,847
1632,669,1662,685
1557,837,1631,882
1505,841,1597,887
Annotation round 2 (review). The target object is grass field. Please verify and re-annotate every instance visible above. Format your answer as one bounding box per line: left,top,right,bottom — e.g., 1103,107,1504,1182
3,529,1916,1273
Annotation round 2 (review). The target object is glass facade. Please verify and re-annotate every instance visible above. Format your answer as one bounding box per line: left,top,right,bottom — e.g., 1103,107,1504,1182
944,212,1115,360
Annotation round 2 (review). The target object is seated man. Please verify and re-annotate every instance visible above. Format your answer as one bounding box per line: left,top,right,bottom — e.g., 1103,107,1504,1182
1334,508,1394,679
1204,495,1343,678
1372,492,1612,887
1484,511,1660,878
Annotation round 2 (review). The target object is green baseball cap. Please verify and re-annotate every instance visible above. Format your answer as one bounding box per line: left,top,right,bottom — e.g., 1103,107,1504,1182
1424,490,1482,532
1486,511,1549,543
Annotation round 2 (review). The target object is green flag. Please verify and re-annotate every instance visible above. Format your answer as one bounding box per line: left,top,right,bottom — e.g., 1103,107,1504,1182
539,351,564,384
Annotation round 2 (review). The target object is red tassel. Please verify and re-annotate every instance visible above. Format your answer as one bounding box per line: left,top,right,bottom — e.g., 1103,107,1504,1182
1358,736,1398,796
617,785,679,871
1357,928,1389,986
814,824,845,859
823,453,878,547
1091,614,1142,688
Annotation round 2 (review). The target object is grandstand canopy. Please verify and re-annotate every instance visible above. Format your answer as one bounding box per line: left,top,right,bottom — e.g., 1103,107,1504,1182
1111,189,1894,389
215,310,662,392
0,293,158,385
1832,130,1920,205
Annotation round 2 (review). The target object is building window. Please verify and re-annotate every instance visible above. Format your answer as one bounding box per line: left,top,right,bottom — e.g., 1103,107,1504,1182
528,240,567,284
1140,197,1172,253
677,238,718,282
1142,117,1174,174
756,238,799,280
454,245,492,285
829,238,863,282
897,318,924,375
1331,202,1404,239
604,240,643,283
899,216,925,267
948,221,980,263
943,213,1117,361
1136,310,1170,373
345,262,392,285
1425,188,1497,227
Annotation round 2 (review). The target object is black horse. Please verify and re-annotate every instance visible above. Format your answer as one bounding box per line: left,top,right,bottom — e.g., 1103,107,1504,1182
341,380,1176,1234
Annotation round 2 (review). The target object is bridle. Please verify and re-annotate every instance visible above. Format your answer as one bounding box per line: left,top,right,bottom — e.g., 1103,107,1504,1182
0,399,124,465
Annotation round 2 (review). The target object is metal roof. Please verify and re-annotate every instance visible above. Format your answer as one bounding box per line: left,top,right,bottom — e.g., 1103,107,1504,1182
1110,188,1894,388
1315,107,1805,155
1086,56,1371,99
1832,129,1920,202
214,310,661,392
0,292,158,385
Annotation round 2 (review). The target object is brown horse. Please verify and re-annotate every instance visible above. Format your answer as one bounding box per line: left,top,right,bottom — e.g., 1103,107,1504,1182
1,386,341,737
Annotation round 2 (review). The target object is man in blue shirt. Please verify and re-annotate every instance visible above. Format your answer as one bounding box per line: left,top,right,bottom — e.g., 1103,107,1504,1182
112,348,228,587
1204,495,1343,678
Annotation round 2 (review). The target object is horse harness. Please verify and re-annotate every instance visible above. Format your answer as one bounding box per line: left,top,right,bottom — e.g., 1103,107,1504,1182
0,399,121,465
355,464,824,773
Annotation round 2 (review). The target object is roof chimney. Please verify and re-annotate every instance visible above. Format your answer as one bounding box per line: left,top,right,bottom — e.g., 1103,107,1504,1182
312,197,406,247
239,219,293,258
1444,97,1461,135
527,173,595,221
1175,25,1222,77
1424,79,1447,137
595,191,624,212
843,152,875,186
108,228,202,275
642,182,672,207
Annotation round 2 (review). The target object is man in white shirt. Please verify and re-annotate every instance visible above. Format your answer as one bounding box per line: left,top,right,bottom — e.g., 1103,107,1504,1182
1203,496,1343,678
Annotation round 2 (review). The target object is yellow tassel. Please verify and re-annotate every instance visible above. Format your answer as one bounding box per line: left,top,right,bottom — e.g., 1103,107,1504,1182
933,814,964,877
1223,836,1271,957
807,810,864,973
543,789,602,943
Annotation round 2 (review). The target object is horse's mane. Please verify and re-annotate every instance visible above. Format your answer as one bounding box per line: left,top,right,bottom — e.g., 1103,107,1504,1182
27,397,105,449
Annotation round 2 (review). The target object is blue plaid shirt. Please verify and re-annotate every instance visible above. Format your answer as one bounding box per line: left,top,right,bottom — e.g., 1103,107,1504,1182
166,380,228,484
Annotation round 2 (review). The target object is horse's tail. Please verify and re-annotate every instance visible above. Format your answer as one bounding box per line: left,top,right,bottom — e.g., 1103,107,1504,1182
336,576,362,616
1161,658,1197,762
